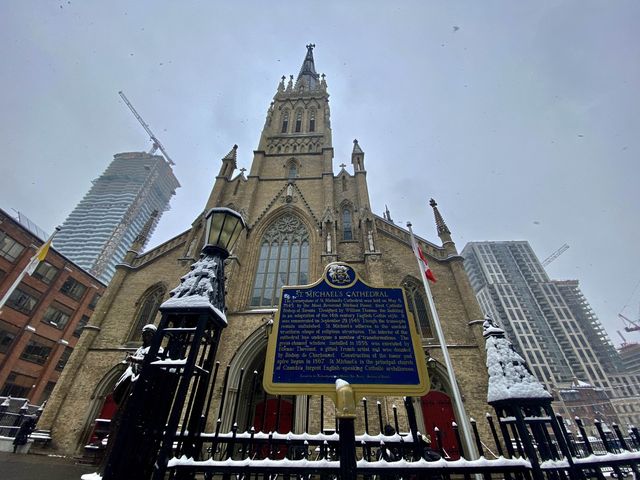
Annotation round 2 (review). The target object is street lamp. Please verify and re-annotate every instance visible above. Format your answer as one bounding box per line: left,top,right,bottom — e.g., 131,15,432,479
103,207,246,480
204,207,246,258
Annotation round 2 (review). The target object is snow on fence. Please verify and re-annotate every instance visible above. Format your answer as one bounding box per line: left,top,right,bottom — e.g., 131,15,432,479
148,381,640,479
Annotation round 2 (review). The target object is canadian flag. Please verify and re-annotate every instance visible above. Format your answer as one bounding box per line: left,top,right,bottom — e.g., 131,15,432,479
414,243,437,283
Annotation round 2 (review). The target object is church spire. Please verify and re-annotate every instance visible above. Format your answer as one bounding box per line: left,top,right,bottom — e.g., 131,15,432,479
429,198,451,236
351,139,365,171
130,210,159,254
296,44,320,90
257,45,332,156
217,144,238,179
430,198,456,253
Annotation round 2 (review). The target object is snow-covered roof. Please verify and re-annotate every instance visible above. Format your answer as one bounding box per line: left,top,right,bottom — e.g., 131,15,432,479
483,317,552,403
572,379,593,388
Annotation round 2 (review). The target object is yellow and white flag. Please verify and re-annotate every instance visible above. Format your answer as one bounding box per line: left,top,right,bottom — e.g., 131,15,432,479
25,227,59,275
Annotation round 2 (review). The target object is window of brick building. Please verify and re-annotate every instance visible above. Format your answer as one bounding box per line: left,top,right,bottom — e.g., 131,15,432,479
74,315,90,338
6,285,41,315
0,320,19,354
56,346,73,371
42,303,72,329
1,371,36,398
88,293,101,310
20,336,54,365
40,381,56,403
0,233,25,262
32,261,59,284
60,277,87,301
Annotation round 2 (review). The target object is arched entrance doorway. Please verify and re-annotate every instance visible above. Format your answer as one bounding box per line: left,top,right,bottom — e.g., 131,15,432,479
421,361,460,459
223,325,296,458
81,363,126,452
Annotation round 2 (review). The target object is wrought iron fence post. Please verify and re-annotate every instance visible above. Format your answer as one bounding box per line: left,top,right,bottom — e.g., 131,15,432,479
544,406,583,480
101,208,246,480
404,396,422,461
512,408,544,480
594,420,624,479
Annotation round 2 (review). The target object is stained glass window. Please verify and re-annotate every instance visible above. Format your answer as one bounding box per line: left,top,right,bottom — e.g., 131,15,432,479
251,215,309,306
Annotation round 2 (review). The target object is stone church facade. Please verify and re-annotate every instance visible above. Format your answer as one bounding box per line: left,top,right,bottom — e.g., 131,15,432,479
39,45,488,456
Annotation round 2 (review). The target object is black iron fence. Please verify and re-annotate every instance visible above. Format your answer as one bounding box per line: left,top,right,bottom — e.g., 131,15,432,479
0,396,41,438
130,365,637,479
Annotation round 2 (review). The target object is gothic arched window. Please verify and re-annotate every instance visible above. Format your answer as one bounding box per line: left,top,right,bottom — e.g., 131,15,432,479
295,109,303,133
403,278,433,338
342,208,353,241
129,284,165,342
281,110,290,133
251,215,310,306
309,108,316,132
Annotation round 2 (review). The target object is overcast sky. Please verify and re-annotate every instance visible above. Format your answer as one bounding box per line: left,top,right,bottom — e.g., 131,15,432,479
1,1,639,345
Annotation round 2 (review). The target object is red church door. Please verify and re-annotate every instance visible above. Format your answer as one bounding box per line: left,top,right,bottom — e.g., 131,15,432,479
87,393,118,446
421,390,460,459
253,398,293,458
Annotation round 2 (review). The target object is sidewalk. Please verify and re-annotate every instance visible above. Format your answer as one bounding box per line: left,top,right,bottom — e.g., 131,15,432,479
0,451,96,480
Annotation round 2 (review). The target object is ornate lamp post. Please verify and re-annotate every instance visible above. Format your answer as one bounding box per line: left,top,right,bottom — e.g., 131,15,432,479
102,208,246,480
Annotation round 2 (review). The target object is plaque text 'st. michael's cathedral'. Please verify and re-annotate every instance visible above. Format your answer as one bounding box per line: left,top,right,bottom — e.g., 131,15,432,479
40,46,488,456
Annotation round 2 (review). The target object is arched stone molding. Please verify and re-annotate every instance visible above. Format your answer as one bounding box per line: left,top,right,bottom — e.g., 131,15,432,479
401,275,434,339
220,324,268,431
126,282,168,344
77,363,126,451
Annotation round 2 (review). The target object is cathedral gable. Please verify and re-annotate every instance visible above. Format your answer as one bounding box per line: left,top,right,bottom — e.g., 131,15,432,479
249,182,319,229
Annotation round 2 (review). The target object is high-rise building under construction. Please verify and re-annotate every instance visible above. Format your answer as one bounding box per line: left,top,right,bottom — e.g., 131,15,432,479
461,241,619,392
54,152,180,284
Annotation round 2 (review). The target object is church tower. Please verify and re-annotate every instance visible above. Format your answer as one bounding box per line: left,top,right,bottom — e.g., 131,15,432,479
40,46,488,457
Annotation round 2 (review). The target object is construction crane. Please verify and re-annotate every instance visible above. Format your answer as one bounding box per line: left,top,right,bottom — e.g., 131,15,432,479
618,312,640,333
618,330,629,346
118,90,175,165
541,243,569,267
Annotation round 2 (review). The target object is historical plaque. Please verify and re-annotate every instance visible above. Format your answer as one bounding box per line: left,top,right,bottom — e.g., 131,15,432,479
264,262,429,398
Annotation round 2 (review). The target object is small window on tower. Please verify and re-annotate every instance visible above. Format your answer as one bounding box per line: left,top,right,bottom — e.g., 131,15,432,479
309,109,316,132
288,164,297,180
295,110,302,133
342,209,353,241
281,110,289,133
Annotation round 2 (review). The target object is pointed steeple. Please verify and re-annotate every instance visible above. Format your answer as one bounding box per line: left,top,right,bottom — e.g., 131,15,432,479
295,44,320,90
430,198,458,254
429,198,450,236
383,205,394,223
218,144,238,179
256,45,332,169
131,210,159,254
351,139,365,171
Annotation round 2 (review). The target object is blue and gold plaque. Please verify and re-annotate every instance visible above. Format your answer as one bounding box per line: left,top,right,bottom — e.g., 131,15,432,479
264,262,429,399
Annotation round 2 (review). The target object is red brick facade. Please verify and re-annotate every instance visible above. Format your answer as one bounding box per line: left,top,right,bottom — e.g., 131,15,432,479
0,210,106,404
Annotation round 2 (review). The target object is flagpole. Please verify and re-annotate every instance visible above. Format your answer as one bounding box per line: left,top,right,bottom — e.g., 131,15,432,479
0,227,60,312
407,221,479,460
